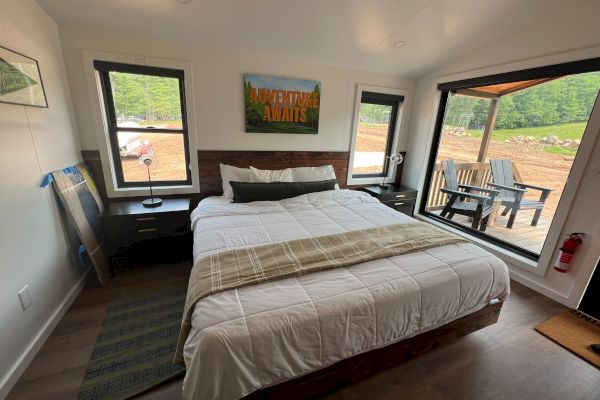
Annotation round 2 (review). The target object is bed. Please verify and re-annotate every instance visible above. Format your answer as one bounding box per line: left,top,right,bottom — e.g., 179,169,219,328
179,188,510,400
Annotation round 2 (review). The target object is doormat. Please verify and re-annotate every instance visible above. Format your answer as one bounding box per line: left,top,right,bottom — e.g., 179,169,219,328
535,309,600,368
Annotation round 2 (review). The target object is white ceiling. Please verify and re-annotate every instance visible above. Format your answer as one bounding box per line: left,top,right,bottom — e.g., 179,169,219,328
38,0,569,77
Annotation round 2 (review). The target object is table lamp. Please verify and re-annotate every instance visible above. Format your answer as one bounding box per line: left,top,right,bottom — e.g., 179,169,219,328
142,158,162,208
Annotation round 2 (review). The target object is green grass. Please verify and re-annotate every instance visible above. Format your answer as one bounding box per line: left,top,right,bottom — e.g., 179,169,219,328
462,122,585,157
466,122,587,141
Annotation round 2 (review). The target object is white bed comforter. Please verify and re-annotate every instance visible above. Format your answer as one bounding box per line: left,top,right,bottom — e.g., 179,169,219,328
183,190,510,400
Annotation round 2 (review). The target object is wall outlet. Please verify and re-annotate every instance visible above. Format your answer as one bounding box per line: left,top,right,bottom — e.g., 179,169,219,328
18,285,33,311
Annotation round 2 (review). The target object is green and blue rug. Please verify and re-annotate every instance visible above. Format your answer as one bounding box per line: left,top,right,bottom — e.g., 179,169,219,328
77,288,187,400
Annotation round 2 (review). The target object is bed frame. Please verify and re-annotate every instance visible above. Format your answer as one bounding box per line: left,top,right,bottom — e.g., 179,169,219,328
244,302,503,400
82,149,502,397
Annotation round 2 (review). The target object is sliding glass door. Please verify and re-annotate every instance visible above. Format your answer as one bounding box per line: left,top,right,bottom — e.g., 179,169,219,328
420,59,600,259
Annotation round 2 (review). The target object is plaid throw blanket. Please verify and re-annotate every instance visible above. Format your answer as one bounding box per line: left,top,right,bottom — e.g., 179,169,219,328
175,222,466,362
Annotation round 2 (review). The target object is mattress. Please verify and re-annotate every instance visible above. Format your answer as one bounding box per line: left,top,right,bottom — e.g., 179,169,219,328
182,189,510,400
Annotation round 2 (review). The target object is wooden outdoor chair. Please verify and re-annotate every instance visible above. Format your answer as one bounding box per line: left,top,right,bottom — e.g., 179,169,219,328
488,159,553,229
439,160,499,232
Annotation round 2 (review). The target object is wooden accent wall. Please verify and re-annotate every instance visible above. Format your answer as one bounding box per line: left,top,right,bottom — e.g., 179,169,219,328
82,150,350,206
197,150,350,194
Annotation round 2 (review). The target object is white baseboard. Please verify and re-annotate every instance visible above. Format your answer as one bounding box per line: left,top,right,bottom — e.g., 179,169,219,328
0,267,91,399
508,267,573,307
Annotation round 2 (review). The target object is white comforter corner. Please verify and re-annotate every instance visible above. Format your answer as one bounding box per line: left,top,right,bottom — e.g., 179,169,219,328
183,189,510,400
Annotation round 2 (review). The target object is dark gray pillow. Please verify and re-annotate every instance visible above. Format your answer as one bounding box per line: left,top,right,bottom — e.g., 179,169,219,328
230,179,337,203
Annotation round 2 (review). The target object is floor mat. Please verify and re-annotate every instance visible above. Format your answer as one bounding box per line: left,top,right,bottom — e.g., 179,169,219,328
535,309,600,368
77,287,187,400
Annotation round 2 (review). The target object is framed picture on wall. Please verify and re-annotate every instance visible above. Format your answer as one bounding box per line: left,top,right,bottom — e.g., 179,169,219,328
243,74,320,134
0,45,48,108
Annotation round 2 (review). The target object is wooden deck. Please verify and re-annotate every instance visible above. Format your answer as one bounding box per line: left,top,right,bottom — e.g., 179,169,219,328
431,208,551,254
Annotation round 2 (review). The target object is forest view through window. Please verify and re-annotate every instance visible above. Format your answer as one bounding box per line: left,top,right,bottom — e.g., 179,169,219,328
95,61,191,188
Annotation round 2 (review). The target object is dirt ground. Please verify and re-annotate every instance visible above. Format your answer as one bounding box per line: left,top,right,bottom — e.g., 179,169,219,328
353,125,389,174
356,123,574,219
436,134,575,218
121,133,187,182
356,125,388,152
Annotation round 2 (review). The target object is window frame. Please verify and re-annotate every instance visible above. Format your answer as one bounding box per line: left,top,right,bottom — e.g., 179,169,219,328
82,51,199,198
94,61,192,188
347,85,407,186
418,57,600,263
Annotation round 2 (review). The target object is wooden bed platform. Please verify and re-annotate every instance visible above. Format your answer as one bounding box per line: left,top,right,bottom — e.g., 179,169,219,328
81,148,502,398
244,302,503,400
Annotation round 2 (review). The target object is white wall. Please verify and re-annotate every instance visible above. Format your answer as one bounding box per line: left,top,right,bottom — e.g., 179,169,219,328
57,24,414,154
405,0,600,308
0,0,87,396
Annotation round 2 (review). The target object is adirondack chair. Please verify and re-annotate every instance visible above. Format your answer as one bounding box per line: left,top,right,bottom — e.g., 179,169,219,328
439,160,499,232
488,159,553,229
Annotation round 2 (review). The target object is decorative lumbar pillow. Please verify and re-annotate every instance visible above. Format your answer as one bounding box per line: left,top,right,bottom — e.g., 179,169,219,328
230,179,337,203
220,164,252,199
291,165,338,188
249,166,293,183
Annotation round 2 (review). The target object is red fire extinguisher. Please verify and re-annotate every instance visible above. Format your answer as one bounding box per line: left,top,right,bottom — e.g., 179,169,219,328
554,233,583,273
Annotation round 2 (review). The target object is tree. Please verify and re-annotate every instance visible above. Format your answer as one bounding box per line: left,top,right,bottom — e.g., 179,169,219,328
495,96,521,129
305,83,320,131
444,71,600,131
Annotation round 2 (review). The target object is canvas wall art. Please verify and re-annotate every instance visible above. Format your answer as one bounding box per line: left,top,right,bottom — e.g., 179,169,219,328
244,74,320,134
0,46,48,107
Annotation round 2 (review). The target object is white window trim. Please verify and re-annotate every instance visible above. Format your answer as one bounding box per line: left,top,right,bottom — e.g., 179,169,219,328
413,47,600,277
82,50,200,198
347,84,408,186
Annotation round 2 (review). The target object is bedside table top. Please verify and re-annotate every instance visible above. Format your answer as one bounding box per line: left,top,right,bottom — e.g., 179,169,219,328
102,198,191,217
362,184,417,197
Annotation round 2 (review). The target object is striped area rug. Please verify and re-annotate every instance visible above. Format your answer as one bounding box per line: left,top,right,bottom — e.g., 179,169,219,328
77,288,187,400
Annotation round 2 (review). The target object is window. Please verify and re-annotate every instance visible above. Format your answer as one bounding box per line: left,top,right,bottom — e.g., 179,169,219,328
420,58,600,260
348,88,404,183
94,61,191,188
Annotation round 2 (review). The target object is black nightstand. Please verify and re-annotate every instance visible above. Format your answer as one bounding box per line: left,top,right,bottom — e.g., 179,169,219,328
362,185,418,216
101,198,192,274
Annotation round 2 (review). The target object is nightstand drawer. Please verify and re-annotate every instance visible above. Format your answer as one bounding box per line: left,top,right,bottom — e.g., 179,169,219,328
381,198,416,216
103,215,156,236
361,185,418,218
103,212,188,236
381,198,415,208
379,191,417,202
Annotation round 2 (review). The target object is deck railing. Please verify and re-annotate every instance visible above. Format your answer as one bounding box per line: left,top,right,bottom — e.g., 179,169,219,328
426,161,522,210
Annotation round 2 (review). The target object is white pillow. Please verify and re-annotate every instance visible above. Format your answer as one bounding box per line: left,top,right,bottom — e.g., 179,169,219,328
292,165,338,187
249,166,293,183
220,163,251,199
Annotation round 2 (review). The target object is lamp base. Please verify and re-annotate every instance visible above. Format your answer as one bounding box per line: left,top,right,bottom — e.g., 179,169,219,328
377,184,390,189
142,197,163,208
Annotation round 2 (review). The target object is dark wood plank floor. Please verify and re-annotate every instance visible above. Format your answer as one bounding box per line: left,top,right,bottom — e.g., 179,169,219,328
8,264,600,400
